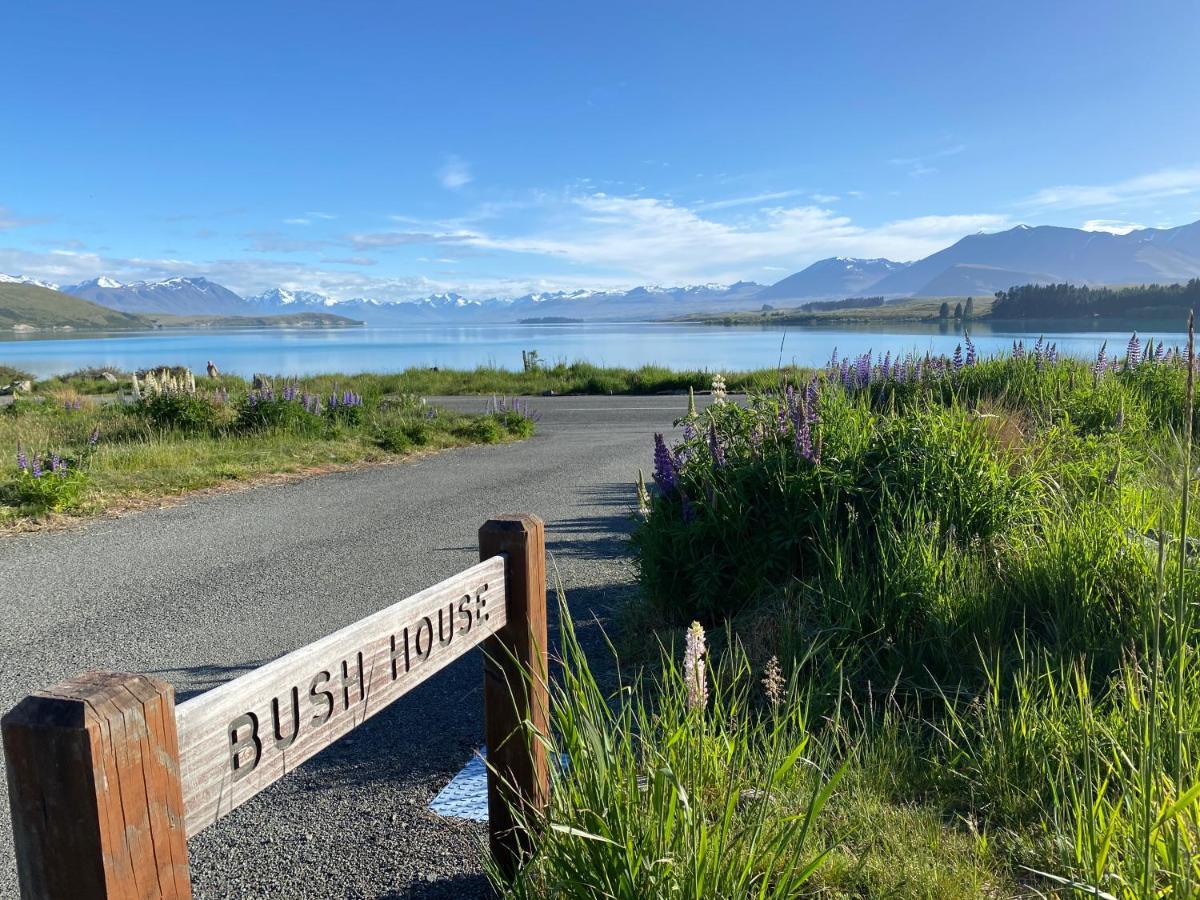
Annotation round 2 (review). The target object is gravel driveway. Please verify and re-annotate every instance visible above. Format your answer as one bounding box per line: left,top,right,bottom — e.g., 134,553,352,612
0,394,697,899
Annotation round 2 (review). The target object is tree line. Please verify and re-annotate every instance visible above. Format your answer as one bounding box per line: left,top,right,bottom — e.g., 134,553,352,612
992,280,1200,318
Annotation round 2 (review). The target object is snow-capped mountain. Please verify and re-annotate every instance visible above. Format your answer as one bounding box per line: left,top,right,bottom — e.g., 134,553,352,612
244,287,338,309
62,276,254,316
755,258,908,301
230,282,767,323
0,273,60,290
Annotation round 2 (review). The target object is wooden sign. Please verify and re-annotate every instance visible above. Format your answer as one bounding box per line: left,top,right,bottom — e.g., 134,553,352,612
2,515,547,899
174,556,507,836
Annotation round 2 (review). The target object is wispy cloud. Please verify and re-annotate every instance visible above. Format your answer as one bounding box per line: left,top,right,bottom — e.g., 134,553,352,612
888,143,966,177
0,205,46,230
437,155,472,190
810,193,840,204
1081,219,1147,235
1022,166,1200,210
459,193,1007,281
695,190,806,211
346,230,474,250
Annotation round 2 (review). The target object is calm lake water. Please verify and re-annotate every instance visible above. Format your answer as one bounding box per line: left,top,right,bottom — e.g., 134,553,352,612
0,321,1185,378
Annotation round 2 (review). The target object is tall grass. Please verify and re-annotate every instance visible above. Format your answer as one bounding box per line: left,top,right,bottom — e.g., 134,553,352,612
608,337,1200,895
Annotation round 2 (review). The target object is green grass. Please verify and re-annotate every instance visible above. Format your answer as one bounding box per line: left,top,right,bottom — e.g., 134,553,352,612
0,380,535,526
493,340,1200,898
34,362,803,399
681,293,995,326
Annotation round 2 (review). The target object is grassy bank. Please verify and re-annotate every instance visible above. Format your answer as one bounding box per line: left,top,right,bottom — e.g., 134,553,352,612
681,293,995,326
494,334,1200,897
0,370,535,526
30,362,796,399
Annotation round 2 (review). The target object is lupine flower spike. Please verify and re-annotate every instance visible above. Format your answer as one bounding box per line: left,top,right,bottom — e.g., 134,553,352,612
683,621,708,711
762,655,784,709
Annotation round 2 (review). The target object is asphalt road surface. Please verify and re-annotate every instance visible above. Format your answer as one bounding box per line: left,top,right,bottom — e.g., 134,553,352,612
0,394,698,899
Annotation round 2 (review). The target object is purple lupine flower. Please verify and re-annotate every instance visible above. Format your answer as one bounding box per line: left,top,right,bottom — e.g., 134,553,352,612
1012,340,1025,360
749,424,763,456
839,358,851,389
880,351,891,382
707,422,725,467
51,454,64,476
682,420,697,443
652,433,678,493
806,378,820,424
952,344,963,372
31,453,42,478
858,352,872,387
964,335,977,366
795,418,814,463
827,346,839,370
1142,341,1154,366
1155,341,1165,362
88,426,100,447
1033,336,1045,369
16,444,28,472
1094,340,1108,376
1047,342,1058,364
1127,332,1141,367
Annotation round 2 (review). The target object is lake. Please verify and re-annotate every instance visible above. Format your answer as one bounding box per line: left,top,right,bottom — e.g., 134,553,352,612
0,320,1183,378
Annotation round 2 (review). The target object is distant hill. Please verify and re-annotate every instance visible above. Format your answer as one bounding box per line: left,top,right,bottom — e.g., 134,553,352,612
755,258,907,301
0,283,148,330
867,222,1200,296
149,312,362,328
63,276,252,315
913,263,1062,297
0,283,362,332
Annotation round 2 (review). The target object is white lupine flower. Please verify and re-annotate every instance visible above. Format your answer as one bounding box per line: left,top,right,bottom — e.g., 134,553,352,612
711,374,727,405
636,469,651,517
683,621,708,711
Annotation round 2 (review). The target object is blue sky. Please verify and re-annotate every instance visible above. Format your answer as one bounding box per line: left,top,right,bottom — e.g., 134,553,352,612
2,0,1199,300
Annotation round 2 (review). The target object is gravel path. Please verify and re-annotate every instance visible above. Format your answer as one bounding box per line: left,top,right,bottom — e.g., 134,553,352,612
0,394,696,899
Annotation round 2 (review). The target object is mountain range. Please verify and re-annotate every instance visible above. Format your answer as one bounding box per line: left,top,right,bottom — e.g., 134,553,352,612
12,218,1200,323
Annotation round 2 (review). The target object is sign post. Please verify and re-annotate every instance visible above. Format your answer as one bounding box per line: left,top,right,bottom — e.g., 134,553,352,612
1,513,550,898
479,514,550,878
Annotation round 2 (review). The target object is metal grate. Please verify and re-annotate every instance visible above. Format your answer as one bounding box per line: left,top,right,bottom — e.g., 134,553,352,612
429,749,491,821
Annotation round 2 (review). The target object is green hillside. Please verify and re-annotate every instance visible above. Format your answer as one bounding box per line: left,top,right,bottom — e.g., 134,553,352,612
0,283,148,330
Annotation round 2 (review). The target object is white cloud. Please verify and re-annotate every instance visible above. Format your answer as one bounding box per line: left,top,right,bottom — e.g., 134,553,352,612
1082,219,1147,235
459,193,1007,281
283,217,311,225
437,155,472,190
1022,166,1200,210
695,190,805,211
810,193,840,204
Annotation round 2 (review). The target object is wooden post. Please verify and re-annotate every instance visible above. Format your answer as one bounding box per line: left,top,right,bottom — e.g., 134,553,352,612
479,514,549,877
2,672,192,900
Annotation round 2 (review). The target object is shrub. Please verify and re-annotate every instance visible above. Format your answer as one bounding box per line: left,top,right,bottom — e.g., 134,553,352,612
0,365,33,384
1,449,88,512
375,422,430,453
234,389,322,433
135,391,220,433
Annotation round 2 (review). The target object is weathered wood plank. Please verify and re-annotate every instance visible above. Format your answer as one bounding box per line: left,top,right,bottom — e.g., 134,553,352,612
175,556,507,837
1,672,192,900
480,515,549,877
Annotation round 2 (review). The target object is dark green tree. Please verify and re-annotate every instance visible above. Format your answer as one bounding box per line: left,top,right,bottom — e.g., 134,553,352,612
964,296,975,319
953,301,963,318
938,301,950,319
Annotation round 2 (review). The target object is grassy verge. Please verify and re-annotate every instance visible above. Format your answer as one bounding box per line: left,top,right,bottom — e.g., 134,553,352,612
31,362,799,399
0,372,535,527
493,335,1200,897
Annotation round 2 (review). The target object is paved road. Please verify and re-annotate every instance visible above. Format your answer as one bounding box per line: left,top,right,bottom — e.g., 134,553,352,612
0,394,695,899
